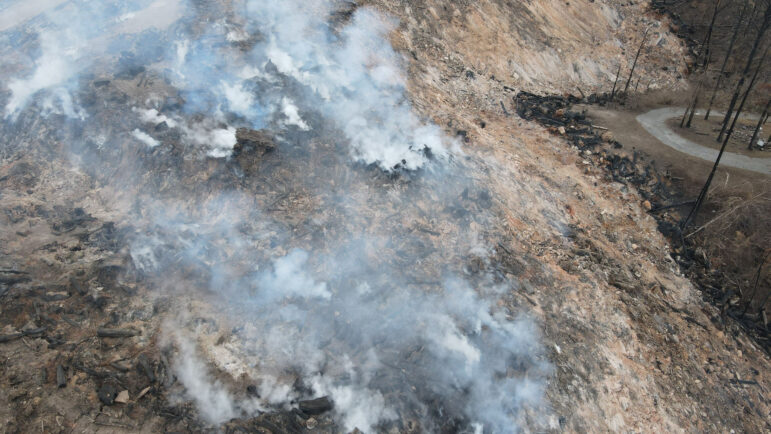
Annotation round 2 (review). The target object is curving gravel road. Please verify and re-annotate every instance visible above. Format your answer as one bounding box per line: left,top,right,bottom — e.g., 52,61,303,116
636,107,771,175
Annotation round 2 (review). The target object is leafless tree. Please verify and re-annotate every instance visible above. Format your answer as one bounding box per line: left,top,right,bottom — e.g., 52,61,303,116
698,0,723,68
622,28,650,98
610,64,621,100
742,251,769,316
717,1,770,143
682,71,707,128
705,0,749,120
748,98,770,149
683,40,769,230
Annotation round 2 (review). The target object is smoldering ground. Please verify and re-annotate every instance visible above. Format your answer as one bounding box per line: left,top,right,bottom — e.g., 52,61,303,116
1,0,551,432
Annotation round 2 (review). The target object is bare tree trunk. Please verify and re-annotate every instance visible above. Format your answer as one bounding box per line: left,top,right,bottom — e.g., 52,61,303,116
705,0,747,121
748,98,770,150
729,44,767,129
623,28,650,98
686,77,704,128
742,251,769,316
743,0,760,36
610,64,621,101
681,104,691,128
682,42,769,231
699,0,723,68
684,70,708,128
717,3,770,143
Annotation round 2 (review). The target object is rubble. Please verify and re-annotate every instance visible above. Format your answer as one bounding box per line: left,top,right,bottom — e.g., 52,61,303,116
114,390,130,404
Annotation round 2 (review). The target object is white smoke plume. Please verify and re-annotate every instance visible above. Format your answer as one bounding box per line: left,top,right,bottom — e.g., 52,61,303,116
132,129,160,148
2,0,454,170
129,194,550,432
1,0,550,432
2,0,177,119
4,21,81,118
166,327,238,424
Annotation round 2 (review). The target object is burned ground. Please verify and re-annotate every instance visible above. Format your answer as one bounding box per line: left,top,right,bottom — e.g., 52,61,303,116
1,0,770,433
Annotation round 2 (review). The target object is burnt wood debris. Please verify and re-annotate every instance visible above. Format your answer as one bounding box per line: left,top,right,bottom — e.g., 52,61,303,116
515,90,770,353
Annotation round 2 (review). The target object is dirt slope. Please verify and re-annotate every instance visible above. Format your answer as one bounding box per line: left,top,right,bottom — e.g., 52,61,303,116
371,0,770,430
0,1,769,433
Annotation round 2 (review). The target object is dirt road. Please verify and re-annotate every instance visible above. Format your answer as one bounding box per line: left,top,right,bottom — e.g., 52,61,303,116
637,107,770,175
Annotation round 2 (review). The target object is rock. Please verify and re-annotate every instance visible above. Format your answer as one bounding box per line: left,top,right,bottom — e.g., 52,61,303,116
137,386,151,400
98,383,118,405
114,390,129,404
642,200,652,211
608,268,637,292
601,131,614,142
56,365,67,388
298,396,333,415
234,129,275,157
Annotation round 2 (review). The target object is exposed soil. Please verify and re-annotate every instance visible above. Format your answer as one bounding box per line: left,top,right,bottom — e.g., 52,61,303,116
1,1,770,433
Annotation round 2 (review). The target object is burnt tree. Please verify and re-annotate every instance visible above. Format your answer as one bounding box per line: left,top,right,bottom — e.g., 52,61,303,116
748,98,770,149
705,0,749,120
682,71,707,128
683,42,769,231
610,63,622,100
698,0,723,69
717,2,770,143
622,28,650,98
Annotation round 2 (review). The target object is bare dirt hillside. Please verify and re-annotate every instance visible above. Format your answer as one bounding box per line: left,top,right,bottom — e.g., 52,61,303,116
0,1,768,433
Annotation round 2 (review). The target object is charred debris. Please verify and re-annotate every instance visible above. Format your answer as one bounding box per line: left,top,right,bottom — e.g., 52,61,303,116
0,206,340,433
515,90,770,353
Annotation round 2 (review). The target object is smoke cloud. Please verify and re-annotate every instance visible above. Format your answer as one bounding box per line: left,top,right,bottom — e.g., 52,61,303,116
1,0,550,432
129,194,550,432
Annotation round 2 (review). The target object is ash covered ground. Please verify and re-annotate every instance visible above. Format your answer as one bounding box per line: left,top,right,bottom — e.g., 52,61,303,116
0,1,769,433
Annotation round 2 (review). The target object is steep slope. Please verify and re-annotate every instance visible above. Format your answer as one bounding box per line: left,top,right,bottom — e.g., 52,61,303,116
0,1,768,433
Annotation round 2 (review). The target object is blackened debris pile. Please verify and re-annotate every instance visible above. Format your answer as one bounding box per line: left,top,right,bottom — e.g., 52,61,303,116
515,91,672,195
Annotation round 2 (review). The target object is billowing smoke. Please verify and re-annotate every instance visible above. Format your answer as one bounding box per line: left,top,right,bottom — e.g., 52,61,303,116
1,0,550,432
131,193,549,432
3,0,452,169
